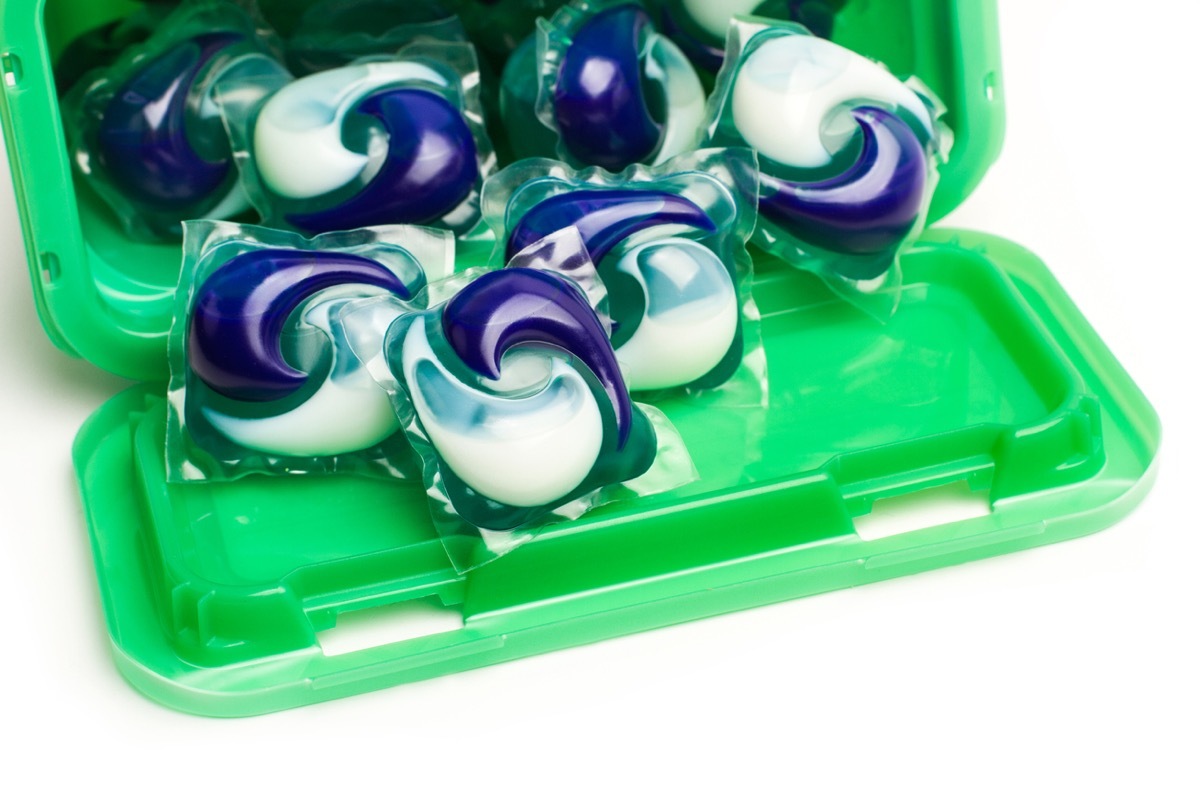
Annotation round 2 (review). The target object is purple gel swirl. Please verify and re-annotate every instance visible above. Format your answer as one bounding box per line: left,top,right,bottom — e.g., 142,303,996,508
506,188,716,264
441,268,635,446
758,106,928,271
189,249,411,403
286,88,479,233
553,4,663,170
97,33,239,208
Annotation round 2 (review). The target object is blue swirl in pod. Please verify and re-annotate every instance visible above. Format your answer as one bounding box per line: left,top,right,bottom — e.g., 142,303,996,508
553,5,661,170
757,107,928,280
286,89,479,233
552,4,704,171
97,32,241,210
392,268,657,528
253,62,481,235
506,188,716,264
443,268,634,446
188,248,421,456
506,189,743,391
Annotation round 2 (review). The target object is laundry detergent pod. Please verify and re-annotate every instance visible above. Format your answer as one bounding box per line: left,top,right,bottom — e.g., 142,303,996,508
167,220,454,481
65,0,283,241
357,231,695,569
218,41,496,238
483,148,764,401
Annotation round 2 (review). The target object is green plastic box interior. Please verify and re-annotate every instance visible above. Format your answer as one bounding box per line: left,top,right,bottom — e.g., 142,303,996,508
0,0,1161,717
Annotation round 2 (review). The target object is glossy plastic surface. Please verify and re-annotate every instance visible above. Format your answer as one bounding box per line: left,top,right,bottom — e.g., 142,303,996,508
660,0,849,72
486,149,759,394
58,0,283,242
385,267,658,530
286,0,466,75
168,222,451,479
0,0,1005,380
702,18,952,304
73,230,1160,716
235,57,487,235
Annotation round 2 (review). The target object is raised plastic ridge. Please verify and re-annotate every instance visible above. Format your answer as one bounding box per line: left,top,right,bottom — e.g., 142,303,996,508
1,0,1005,380
72,229,1160,716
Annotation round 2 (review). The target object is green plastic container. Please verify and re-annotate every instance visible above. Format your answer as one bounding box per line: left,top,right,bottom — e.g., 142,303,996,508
1,0,1160,717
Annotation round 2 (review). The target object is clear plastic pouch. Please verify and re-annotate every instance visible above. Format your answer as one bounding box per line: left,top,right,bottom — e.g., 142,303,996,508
531,0,706,171
167,221,454,482
655,0,848,73
445,0,569,63
63,0,284,241
701,16,953,319
351,231,696,571
54,2,175,95
285,0,468,75
217,41,496,239
482,147,766,405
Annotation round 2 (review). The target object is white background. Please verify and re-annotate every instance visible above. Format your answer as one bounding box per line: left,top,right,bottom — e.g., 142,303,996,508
1,1,1195,796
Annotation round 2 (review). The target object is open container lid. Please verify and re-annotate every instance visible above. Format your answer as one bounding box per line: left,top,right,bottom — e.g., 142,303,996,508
1,0,1160,715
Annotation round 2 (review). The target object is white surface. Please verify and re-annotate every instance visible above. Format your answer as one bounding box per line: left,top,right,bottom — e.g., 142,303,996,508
0,1,1195,795
683,0,761,40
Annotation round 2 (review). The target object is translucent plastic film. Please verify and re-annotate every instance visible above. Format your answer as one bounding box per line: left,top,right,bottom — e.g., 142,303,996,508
217,41,497,239
167,221,454,482
352,231,696,571
701,17,953,319
63,0,283,241
285,0,468,75
482,147,765,405
504,0,706,171
655,0,848,74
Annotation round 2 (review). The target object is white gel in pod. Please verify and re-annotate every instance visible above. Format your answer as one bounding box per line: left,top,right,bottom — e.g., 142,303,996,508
254,62,450,199
614,238,739,391
401,320,604,508
731,34,933,168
